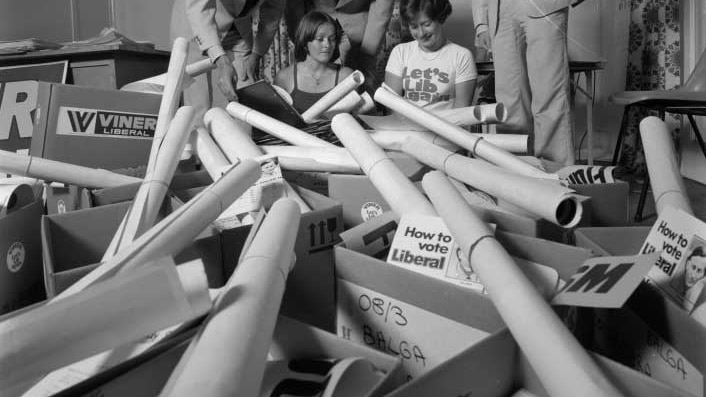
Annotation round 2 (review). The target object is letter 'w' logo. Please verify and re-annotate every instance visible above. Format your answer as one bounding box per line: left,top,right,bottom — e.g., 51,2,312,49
67,110,96,132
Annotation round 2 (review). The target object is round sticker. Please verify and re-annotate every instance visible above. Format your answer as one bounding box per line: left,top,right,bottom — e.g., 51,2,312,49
57,199,67,214
360,201,384,221
7,241,25,273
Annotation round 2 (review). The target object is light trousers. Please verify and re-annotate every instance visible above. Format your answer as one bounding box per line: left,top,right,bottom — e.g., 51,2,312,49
492,1,574,165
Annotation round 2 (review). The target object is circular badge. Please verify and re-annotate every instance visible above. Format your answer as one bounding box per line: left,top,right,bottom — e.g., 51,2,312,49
360,201,384,221
57,199,67,214
7,241,25,273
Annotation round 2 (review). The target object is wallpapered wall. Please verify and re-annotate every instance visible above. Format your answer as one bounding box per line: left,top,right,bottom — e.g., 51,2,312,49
621,0,681,171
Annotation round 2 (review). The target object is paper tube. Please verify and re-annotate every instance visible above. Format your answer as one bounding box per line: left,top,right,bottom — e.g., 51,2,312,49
56,159,262,299
369,129,527,153
322,90,364,119
331,113,435,217
160,199,301,397
301,70,364,123
260,145,362,174
0,260,211,396
639,116,693,215
435,103,507,125
226,102,336,148
0,150,142,188
121,58,216,93
194,127,230,181
104,106,195,259
374,86,551,179
206,108,311,212
401,137,582,228
356,91,376,114
0,184,34,217
421,171,624,397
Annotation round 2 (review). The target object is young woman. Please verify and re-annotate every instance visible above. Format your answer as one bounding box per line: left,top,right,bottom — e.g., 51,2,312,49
385,0,477,111
275,10,354,114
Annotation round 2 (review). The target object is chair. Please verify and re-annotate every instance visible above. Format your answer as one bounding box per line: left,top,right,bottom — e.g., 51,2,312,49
609,49,706,222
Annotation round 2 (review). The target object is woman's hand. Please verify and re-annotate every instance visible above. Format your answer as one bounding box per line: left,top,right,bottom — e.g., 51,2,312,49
215,55,238,101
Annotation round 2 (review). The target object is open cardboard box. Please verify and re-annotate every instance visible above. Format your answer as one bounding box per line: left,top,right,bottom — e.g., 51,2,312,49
385,327,694,397
574,225,706,396
334,231,593,379
50,316,405,397
0,197,45,315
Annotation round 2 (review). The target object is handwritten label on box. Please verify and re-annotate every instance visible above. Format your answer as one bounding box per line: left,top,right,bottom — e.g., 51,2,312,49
552,253,659,308
336,279,489,379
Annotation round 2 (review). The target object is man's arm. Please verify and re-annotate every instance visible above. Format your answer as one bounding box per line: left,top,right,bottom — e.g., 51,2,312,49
186,0,226,61
471,0,491,51
245,0,286,81
360,0,394,57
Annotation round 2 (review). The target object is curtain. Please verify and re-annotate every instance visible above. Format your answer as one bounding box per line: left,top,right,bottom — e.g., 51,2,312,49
620,0,681,172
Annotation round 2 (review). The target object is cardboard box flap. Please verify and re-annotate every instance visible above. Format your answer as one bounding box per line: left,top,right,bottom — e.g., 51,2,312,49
384,329,518,397
574,226,652,256
496,231,593,280
335,246,505,333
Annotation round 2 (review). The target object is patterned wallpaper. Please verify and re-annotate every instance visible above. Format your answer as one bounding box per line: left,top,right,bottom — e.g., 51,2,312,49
621,0,681,171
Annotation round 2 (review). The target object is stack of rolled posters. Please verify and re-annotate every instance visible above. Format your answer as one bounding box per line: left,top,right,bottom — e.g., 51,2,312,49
0,183,33,217
121,58,216,93
160,199,301,397
374,86,551,179
368,129,528,154
0,149,141,188
259,145,362,174
226,102,336,148
639,116,694,215
421,171,624,397
194,127,231,182
1,260,211,397
205,107,311,212
103,106,195,260
400,137,582,228
331,113,436,218
300,70,365,123
56,159,262,299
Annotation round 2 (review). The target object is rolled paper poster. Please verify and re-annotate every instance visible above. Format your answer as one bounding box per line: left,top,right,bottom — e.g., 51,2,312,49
356,91,376,115
400,137,582,228
368,129,526,154
639,116,693,215
206,107,311,212
205,107,261,161
194,127,231,182
0,184,35,217
0,260,211,396
259,145,362,174
331,113,436,218
104,106,195,259
226,102,336,148
121,58,216,93
0,150,141,188
301,70,365,123
374,86,551,179
160,199,301,397
57,159,262,299
421,171,624,397
322,90,364,119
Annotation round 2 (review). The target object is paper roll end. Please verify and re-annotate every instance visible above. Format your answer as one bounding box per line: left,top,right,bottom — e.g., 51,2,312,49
352,70,365,85
554,196,583,229
204,107,229,129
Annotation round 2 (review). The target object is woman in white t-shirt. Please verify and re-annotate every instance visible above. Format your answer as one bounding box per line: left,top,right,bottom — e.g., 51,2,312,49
385,0,477,111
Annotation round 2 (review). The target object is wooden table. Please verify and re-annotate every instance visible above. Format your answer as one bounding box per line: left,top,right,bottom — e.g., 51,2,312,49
476,60,605,164
0,43,170,90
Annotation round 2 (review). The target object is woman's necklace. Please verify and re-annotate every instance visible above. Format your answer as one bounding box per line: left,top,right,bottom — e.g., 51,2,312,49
303,61,325,87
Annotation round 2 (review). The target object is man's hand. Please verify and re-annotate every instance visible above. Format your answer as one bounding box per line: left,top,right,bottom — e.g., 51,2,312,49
476,31,491,52
215,55,238,101
243,52,262,83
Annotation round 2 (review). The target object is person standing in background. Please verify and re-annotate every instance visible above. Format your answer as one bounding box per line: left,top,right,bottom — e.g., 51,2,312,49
171,0,285,126
473,0,576,166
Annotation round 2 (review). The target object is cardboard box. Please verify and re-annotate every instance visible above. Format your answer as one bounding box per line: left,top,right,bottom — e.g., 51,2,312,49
570,181,630,226
40,201,229,297
0,197,45,315
45,184,86,215
334,233,592,378
28,82,160,169
574,225,706,397
279,184,344,332
0,80,39,153
51,316,404,397
386,328,694,397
